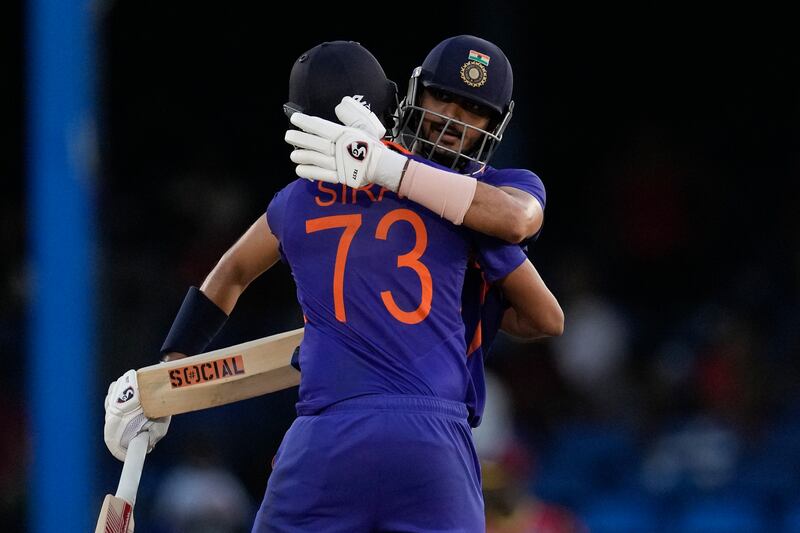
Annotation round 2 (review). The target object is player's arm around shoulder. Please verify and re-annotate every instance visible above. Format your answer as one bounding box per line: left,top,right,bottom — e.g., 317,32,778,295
464,181,544,244
495,258,564,340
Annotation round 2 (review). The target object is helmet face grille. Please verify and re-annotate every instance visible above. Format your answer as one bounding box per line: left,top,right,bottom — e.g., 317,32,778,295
396,104,503,170
393,36,515,169
394,68,513,171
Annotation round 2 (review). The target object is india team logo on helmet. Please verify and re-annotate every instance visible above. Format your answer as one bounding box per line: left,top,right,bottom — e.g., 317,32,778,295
460,62,488,88
395,35,515,171
460,49,490,88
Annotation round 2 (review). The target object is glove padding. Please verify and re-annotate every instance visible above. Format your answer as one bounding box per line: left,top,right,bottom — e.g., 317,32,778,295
334,96,386,139
284,96,407,191
104,369,171,462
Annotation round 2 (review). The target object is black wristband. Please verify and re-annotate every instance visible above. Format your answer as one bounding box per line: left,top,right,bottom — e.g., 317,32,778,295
290,346,301,371
160,286,228,358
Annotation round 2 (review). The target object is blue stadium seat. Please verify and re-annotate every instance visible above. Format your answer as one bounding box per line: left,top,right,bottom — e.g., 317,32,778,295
675,497,766,533
529,455,593,508
761,421,800,466
579,493,660,533
546,422,640,489
733,454,799,509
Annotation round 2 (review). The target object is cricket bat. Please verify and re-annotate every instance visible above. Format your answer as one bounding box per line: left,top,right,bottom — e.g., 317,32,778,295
137,327,303,418
94,432,149,533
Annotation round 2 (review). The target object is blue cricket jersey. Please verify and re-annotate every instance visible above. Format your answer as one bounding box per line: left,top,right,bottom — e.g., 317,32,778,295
267,154,526,417
460,164,547,427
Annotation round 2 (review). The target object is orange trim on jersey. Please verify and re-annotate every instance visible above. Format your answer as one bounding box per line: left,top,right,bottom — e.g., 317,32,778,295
382,139,413,155
466,274,491,358
480,273,491,301
467,321,483,357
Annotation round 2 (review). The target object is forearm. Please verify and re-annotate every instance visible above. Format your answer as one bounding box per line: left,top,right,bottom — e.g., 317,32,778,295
199,251,255,315
500,306,550,340
463,182,542,244
161,263,267,362
162,261,253,362
496,259,564,339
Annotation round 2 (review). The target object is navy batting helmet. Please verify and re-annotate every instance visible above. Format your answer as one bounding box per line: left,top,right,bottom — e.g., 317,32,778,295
285,41,398,130
396,35,515,170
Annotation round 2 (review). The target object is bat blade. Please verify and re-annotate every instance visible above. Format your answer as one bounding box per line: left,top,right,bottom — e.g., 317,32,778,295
94,494,134,533
137,327,303,418
95,432,149,533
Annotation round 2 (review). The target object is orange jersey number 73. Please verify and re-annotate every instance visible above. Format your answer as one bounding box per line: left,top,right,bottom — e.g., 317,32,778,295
305,209,432,325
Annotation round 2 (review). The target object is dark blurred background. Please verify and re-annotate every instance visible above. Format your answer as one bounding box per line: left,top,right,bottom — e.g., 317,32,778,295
4,1,800,532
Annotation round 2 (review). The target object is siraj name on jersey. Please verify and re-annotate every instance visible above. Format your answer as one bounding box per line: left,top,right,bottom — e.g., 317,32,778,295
314,181,394,207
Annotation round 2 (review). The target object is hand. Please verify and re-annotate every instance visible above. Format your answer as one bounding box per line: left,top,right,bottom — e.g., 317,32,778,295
334,96,386,139
104,369,171,462
284,99,407,191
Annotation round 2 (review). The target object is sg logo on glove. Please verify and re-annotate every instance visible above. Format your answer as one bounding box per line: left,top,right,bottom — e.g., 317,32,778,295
348,142,368,161
116,386,135,404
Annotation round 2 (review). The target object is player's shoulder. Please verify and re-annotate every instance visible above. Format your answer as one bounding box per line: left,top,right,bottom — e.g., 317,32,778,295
268,178,309,213
478,164,543,186
476,165,547,209
266,179,318,239
272,178,316,201
281,177,314,193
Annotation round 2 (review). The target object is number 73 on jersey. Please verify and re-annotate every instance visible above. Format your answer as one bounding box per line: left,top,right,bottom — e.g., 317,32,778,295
306,208,432,325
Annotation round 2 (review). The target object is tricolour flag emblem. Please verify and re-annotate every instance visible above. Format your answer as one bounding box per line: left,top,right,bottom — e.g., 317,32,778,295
468,50,490,66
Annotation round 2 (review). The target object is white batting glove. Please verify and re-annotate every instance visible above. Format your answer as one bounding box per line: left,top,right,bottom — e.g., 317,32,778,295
104,369,171,462
334,96,386,139
284,100,407,191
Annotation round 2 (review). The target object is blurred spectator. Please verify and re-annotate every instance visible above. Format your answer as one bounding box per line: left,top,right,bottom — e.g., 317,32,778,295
640,414,741,496
550,290,635,421
475,372,587,533
152,436,254,533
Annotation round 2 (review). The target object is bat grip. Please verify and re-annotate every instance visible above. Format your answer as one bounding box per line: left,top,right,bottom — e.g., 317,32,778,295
115,431,149,506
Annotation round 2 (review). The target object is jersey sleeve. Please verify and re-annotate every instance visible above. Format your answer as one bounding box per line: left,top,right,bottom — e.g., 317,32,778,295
483,168,547,246
266,182,294,241
483,168,546,211
472,233,527,283
266,183,298,264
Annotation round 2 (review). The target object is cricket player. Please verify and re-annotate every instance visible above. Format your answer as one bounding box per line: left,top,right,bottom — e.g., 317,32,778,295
261,42,534,531
286,35,561,428
398,35,561,430
103,39,561,531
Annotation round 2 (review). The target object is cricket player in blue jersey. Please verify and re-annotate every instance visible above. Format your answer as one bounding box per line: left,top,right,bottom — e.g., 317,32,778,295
287,35,561,429
102,39,561,532
394,36,555,428
262,41,538,531
395,35,556,428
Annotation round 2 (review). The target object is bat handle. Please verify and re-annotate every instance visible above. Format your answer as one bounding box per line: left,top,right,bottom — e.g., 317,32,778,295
115,431,149,506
